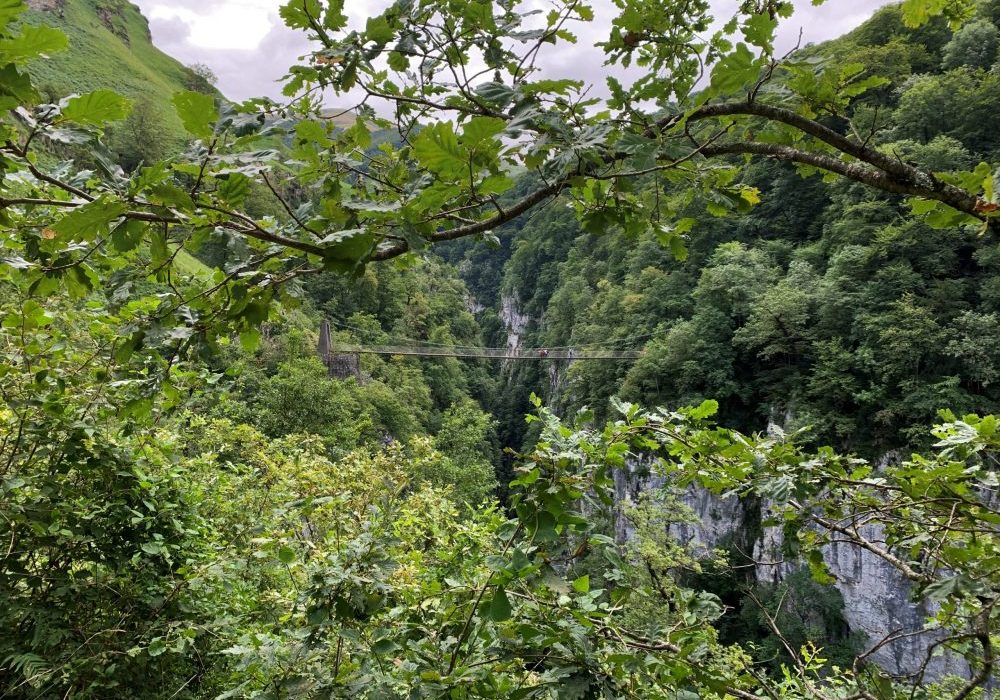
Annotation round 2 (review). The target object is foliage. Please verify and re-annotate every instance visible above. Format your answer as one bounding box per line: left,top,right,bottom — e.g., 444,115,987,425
107,97,171,171
2,0,1000,698
1,0,995,369
184,63,218,93
450,6,1000,457
0,271,222,697
940,19,1000,69
203,399,1000,699
23,0,198,147
737,569,865,673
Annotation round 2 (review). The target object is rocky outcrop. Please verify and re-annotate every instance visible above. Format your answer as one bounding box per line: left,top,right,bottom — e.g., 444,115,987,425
499,292,529,356
26,0,65,10
613,461,754,558
465,294,485,315
614,461,971,679
755,512,969,678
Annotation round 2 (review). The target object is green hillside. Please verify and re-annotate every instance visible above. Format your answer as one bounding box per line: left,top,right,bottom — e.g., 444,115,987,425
6,0,1000,697
23,0,214,148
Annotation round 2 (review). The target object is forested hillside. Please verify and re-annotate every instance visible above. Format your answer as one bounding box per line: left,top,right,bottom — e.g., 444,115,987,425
443,1,1000,459
3,0,1000,697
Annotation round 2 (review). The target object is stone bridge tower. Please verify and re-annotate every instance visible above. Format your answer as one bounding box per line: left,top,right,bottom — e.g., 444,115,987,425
318,320,360,379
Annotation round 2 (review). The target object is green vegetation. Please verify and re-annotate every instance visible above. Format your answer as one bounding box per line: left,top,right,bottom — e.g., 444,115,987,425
24,0,216,161
2,0,1000,697
443,1,1000,458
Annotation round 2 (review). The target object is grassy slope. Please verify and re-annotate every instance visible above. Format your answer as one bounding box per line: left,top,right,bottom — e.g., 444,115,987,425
21,1,220,280
23,0,201,143
175,249,211,278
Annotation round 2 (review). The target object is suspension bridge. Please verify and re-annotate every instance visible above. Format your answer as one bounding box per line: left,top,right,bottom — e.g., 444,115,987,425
316,320,643,377
328,344,643,360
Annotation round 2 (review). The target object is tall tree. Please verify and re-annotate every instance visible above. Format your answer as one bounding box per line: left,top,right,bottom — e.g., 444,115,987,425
2,0,995,362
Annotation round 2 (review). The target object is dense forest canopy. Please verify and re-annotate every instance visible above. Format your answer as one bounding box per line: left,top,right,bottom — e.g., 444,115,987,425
3,0,1000,698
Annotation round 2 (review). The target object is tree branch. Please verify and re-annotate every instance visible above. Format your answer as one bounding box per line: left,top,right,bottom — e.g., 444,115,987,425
371,179,565,260
699,141,980,218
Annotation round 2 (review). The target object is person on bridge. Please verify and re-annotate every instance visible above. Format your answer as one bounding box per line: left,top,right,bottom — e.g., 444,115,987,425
538,349,548,358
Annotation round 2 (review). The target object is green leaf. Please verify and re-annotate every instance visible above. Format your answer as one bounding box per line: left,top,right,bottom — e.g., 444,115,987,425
0,63,38,107
372,638,397,655
110,220,147,253
3,300,52,330
319,228,375,271
807,550,836,585
345,117,372,149
217,173,251,206
688,399,719,420
520,78,583,96
295,118,332,147
923,575,961,601
709,43,759,95
59,90,131,127
474,81,514,108
0,25,67,64
909,198,939,215
900,0,972,28
412,122,466,180
277,545,296,564
0,0,26,31
479,174,513,196
461,116,505,149
559,674,592,700
572,575,590,593
655,222,690,262
486,587,512,621
52,197,127,241
239,329,261,352
388,51,408,71
148,183,194,210
150,228,169,267
114,330,145,363
532,510,557,542
172,90,218,140
743,12,778,51
366,15,394,44
279,0,323,29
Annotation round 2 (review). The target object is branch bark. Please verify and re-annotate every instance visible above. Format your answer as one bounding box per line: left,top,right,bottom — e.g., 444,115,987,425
699,141,980,216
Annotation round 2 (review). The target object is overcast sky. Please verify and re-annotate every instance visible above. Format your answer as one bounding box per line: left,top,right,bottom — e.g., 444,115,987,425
133,0,894,104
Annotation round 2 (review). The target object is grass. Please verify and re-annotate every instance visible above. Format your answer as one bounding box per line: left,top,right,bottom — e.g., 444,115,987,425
175,249,213,280
23,0,205,145
18,4,237,286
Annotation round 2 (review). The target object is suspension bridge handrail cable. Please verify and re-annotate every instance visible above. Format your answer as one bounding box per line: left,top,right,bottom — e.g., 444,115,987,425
323,317,654,353
327,344,643,360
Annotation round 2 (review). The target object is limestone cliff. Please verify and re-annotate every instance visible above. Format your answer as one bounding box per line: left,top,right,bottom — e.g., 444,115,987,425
614,460,970,679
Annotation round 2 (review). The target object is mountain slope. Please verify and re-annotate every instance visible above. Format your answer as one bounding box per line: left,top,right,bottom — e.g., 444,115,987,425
23,0,214,146
440,1,1000,458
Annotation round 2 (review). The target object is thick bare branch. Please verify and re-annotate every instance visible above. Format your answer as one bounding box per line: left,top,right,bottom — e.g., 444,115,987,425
699,141,980,218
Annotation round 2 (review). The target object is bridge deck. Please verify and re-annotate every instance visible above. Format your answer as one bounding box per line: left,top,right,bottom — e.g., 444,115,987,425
328,345,642,360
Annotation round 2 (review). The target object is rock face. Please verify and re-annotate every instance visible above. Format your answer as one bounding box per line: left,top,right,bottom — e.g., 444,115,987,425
614,460,970,679
755,514,969,678
26,0,65,10
499,292,529,356
465,294,485,315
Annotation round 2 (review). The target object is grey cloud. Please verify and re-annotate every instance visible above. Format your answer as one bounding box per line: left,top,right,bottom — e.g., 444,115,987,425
206,23,316,101
146,15,191,51
135,0,896,104
136,0,316,100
